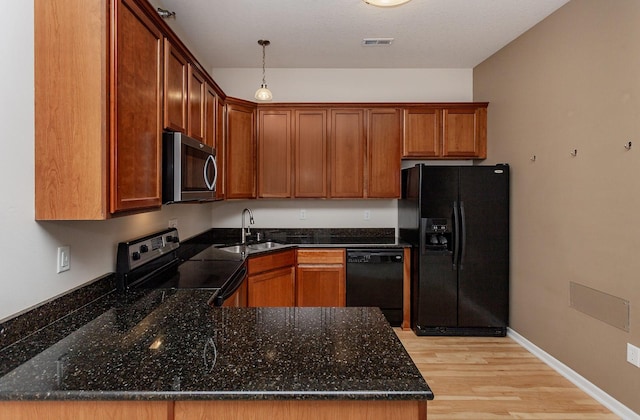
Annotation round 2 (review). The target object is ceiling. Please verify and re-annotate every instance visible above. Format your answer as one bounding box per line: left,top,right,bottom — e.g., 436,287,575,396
154,0,569,69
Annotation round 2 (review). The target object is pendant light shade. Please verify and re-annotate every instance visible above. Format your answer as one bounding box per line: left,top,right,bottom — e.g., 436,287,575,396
363,0,412,7
254,40,272,101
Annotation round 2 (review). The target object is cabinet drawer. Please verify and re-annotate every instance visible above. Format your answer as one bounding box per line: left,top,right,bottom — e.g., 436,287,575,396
297,249,345,265
248,249,296,274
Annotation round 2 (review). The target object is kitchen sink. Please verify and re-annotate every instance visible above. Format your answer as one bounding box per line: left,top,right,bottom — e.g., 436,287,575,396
247,241,282,250
219,244,248,254
218,241,286,254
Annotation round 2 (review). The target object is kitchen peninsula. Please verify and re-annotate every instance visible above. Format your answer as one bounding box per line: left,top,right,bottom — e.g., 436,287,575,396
0,289,433,420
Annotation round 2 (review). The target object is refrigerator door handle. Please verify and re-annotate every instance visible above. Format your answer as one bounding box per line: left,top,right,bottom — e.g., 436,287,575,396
420,218,427,256
452,201,459,270
460,200,467,270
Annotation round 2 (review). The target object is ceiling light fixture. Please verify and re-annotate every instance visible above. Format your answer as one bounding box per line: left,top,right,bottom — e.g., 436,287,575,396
363,0,412,7
254,40,272,102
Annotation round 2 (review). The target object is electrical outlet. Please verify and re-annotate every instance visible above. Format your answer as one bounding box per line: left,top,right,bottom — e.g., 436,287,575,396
627,343,640,368
299,209,307,220
168,218,178,228
57,246,70,273
364,210,371,221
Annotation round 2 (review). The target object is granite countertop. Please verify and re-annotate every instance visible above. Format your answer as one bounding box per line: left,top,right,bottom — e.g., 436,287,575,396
0,290,432,401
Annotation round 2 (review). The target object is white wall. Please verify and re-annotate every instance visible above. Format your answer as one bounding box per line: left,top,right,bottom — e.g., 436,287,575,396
0,3,472,321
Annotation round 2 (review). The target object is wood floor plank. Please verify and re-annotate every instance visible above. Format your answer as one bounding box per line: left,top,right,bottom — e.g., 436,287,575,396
395,330,620,420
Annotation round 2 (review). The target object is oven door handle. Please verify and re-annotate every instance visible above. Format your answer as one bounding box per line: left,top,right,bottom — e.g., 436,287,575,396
208,264,247,307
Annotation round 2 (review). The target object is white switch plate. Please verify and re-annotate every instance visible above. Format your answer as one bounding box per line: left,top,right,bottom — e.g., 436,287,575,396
627,343,640,368
168,218,178,228
299,209,307,220
364,210,371,221
57,246,70,273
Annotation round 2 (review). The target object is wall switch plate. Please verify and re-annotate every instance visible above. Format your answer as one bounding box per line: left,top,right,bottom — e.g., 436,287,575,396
57,246,70,273
627,343,640,367
299,209,307,220
364,210,371,221
168,218,178,228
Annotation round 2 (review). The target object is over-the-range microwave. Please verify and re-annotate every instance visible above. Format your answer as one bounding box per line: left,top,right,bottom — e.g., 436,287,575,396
162,132,218,203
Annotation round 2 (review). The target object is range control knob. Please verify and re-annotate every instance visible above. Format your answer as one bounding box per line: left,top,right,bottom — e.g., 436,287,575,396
140,244,149,253
132,251,141,261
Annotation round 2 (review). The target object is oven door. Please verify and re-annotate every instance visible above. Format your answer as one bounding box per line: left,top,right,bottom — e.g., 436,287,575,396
163,132,217,203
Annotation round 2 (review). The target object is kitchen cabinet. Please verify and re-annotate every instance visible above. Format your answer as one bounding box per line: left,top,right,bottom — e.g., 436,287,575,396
35,0,164,219
366,108,401,198
402,104,488,159
187,64,205,141
247,249,296,307
296,249,345,307
0,401,171,420
204,84,217,148
295,109,328,197
258,109,292,198
226,99,257,199
329,109,366,198
215,97,226,198
163,40,187,133
442,106,487,158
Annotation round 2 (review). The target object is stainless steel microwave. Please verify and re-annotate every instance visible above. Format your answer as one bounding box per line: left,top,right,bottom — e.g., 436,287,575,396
162,132,217,203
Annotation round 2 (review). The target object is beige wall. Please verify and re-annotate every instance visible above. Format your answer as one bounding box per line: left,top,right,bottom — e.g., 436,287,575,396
474,0,640,413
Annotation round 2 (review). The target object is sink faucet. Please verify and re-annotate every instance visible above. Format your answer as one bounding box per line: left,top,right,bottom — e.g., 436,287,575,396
241,208,254,244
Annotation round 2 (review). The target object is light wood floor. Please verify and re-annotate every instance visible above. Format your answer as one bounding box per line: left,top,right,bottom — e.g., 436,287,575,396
395,330,619,419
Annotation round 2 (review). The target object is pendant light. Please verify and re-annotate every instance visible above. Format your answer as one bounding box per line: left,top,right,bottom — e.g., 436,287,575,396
363,0,412,7
254,40,273,101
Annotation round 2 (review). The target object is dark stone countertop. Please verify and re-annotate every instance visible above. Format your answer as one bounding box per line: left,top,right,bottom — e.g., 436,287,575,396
0,290,432,401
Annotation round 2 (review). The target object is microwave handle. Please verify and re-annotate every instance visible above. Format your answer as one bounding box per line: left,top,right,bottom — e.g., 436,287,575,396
204,155,217,191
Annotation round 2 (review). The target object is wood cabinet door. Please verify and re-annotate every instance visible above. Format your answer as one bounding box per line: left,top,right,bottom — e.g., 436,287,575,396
215,97,226,199
163,40,187,132
203,84,217,148
110,0,163,213
222,276,247,307
296,266,345,307
402,108,441,157
258,109,292,198
187,64,205,141
442,106,487,158
329,109,365,198
248,266,296,307
294,109,328,198
226,101,257,198
367,108,401,198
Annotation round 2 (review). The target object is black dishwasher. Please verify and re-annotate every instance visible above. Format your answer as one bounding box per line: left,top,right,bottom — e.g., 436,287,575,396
346,249,404,326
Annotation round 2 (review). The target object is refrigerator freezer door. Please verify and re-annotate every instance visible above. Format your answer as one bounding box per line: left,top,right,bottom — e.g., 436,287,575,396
457,166,509,328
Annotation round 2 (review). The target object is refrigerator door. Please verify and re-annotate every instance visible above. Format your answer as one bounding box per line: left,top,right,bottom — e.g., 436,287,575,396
414,165,460,329
457,166,509,328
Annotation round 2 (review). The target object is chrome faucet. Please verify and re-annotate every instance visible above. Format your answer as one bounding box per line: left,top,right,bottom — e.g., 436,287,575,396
241,208,254,244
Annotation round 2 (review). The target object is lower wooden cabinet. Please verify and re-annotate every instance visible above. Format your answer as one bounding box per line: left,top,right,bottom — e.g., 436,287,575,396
247,249,296,307
296,249,345,307
222,276,247,307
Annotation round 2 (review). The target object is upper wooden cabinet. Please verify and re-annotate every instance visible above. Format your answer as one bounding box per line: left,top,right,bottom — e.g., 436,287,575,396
295,109,328,198
163,40,188,133
226,100,257,199
402,104,487,159
258,110,292,198
35,0,164,219
215,97,226,199
367,108,402,198
329,109,366,198
187,64,205,141
442,107,487,158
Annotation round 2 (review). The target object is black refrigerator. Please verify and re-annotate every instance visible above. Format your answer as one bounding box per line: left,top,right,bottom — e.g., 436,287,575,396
398,164,509,336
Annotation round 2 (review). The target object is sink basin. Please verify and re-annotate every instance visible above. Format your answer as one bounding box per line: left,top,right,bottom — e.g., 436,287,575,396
218,241,285,254
247,241,283,250
219,244,248,254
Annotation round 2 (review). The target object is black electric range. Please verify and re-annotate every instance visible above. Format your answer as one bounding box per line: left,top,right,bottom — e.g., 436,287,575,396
116,228,246,306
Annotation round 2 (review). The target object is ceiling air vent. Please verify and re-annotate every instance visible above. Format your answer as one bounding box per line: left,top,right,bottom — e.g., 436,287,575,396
362,38,394,46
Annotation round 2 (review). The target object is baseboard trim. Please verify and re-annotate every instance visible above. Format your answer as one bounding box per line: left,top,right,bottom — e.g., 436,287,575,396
507,328,639,420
